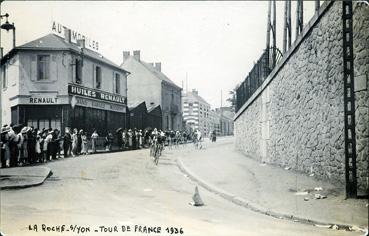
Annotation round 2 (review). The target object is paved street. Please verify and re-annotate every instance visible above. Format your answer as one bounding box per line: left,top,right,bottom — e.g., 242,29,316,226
1,138,365,236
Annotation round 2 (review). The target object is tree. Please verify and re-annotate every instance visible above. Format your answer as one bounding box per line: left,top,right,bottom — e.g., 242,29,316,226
226,87,237,112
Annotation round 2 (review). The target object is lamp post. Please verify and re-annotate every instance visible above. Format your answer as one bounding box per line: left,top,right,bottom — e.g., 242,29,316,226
0,13,16,50
0,7,16,127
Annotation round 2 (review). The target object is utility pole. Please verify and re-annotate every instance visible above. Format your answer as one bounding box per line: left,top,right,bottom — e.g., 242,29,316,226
283,0,292,53
315,0,320,13
272,0,277,68
0,1,2,128
185,72,188,93
220,90,223,136
296,0,304,39
266,0,271,71
266,0,277,70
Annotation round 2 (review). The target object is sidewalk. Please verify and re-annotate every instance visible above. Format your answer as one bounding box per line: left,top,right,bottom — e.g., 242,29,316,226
0,166,52,190
176,138,368,231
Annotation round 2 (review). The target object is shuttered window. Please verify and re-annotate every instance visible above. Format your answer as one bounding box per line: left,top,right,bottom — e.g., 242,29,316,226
95,66,102,89
2,66,6,88
75,58,83,84
37,55,50,81
115,73,120,94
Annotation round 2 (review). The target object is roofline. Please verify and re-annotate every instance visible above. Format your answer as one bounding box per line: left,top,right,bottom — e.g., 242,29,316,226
126,57,182,90
1,47,130,74
161,79,182,91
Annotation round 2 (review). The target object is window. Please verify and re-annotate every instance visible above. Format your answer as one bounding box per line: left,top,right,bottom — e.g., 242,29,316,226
115,73,120,94
2,67,6,89
75,58,82,84
188,103,193,115
95,66,102,89
37,55,50,81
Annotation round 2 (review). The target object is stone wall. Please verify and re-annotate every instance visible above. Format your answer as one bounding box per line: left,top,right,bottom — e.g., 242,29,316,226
234,1,368,193
353,2,369,194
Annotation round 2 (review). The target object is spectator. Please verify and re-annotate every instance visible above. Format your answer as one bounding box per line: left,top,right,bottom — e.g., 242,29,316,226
8,124,19,167
71,128,78,157
81,131,88,155
43,129,53,162
121,130,127,150
27,127,36,164
105,132,113,151
128,129,133,150
1,126,10,168
77,129,82,155
63,127,72,157
91,130,99,153
35,131,42,162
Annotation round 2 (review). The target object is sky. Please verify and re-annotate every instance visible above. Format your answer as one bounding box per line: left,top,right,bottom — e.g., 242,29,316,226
1,1,317,108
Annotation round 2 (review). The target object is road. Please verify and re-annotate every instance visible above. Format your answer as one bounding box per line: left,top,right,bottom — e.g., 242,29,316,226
0,138,362,236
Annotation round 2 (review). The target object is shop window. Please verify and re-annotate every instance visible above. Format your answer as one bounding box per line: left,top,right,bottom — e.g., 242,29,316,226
75,58,83,84
27,119,38,128
115,73,120,94
2,66,6,89
39,119,50,130
50,119,61,131
37,55,50,81
95,66,102,89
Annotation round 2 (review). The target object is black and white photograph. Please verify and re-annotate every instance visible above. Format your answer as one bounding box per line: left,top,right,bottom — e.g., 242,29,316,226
0,0,368,235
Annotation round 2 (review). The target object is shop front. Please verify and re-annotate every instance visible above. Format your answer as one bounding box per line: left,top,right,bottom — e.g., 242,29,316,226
10,84,128,136
9,93,69,132
68,84,128,136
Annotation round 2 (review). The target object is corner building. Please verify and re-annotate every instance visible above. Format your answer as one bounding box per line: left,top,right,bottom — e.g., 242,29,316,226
1,32,129,135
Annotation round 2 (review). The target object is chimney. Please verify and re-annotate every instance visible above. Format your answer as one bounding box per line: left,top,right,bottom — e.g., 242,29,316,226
64,28,71,43
155,62,161,72
133,50,140,61
123,51,130,62
192,89,198,95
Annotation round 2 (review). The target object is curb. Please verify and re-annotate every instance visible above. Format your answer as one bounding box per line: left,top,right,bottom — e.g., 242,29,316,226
176,157,366,232
0,169,53,190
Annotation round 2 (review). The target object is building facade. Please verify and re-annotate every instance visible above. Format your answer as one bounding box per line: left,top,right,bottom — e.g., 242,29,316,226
1,32,129,135
182,89,211,136
208,109,221,136
216,107,234,136
121,51,182,131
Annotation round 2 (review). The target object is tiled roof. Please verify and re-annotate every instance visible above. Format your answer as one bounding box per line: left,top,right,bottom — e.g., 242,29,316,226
14,34,127,73
140,61,181,89
121,56,181,90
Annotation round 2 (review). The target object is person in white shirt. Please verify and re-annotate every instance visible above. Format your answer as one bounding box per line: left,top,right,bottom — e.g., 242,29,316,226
91,130,99,153
43,130,53,162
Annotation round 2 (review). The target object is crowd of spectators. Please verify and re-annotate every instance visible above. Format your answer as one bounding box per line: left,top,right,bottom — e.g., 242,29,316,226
1,123,209,168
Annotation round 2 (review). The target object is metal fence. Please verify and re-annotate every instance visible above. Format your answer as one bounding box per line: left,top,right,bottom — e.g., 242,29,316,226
235,47,282,112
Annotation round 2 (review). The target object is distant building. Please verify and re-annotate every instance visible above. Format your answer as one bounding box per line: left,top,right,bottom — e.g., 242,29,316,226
182,89,211,136
1,31,129,135
121,51,182,130
216,107,234,136
208,109,221,136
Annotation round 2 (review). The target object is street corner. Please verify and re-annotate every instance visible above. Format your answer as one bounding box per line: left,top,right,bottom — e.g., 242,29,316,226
0,166,52,190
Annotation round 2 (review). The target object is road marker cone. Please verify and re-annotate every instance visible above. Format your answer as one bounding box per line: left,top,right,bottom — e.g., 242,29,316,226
190,186,204,206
